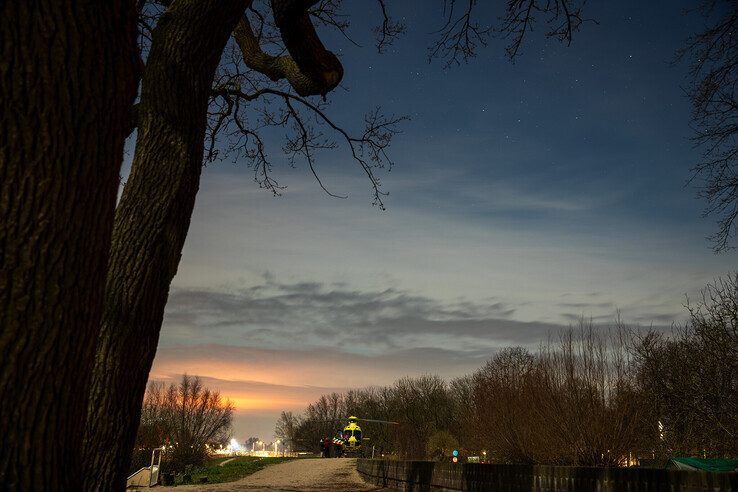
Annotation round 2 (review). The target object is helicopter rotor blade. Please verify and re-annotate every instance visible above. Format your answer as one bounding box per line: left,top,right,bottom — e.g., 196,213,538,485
303,416,401,425
356,418,400,425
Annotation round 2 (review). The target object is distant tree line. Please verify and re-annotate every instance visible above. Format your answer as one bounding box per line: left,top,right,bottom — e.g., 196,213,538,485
276,273,738,464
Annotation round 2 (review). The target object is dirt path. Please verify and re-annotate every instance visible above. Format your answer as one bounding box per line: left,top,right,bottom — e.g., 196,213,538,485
176,458,381,491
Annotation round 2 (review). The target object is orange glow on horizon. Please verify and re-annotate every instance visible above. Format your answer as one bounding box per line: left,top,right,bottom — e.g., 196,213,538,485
148,346,356,416
225,396,300,411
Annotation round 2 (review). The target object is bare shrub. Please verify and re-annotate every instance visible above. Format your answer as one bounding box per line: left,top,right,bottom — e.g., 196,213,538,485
136,375,233,471
469,322,649,465
534,321,649,465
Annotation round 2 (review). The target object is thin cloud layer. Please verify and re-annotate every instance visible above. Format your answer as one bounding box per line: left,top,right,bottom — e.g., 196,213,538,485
160,277,573,354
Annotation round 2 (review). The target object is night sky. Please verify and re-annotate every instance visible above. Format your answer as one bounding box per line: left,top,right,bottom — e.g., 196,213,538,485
128,1,737,441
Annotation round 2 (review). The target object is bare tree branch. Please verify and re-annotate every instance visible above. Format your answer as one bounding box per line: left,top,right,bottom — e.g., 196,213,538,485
429,0,492,66
270,0,344,96
429,0,594,66
209,83,407,207
233,12,338,97
499,0,593,60
679,1,738,251
282,96,345,198
309,0,362,48
374,0,406,53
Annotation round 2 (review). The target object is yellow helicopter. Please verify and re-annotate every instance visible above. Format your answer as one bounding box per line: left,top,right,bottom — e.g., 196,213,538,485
323,416,399,456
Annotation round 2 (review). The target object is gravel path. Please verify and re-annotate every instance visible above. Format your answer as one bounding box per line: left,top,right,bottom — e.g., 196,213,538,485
175,458,381,491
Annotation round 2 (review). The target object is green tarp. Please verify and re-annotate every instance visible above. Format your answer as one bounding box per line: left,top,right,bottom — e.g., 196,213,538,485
666,457,738,473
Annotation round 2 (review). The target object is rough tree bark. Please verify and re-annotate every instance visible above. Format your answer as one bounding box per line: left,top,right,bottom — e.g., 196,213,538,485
234,1,343,96
0,1,138,489
81,1,248,489
270,0,343,95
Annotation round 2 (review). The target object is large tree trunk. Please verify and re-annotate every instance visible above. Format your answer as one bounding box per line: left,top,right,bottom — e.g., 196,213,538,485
0,1,137,489
82,1,247,489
